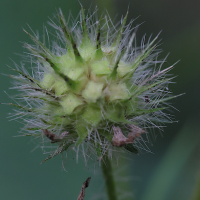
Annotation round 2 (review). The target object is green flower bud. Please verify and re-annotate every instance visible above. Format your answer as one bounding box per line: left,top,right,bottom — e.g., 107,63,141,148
6,6,179,163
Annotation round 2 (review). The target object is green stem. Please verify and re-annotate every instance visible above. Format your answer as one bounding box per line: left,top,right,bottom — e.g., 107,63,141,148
101,155,118,200
96,0,115,18
191,171,200,200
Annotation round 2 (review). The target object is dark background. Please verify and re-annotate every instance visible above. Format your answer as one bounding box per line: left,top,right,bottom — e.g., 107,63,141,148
1,0,200,199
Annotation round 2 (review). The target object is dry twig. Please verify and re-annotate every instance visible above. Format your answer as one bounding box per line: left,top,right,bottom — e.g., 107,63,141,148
77,177,91,200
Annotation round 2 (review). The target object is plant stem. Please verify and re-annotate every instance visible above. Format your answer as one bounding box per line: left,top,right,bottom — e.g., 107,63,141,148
96,0,115,18
101,155,118,200
191,171,200,200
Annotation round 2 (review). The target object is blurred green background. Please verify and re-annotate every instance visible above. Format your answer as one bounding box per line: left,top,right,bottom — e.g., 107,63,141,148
1,0,200,199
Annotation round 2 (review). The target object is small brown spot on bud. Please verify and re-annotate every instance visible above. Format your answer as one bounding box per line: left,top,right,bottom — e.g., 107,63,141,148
145,95,150,103
112,125,145,147
42,129,69,143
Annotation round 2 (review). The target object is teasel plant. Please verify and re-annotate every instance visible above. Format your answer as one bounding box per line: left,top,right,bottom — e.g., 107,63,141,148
3,5,181,200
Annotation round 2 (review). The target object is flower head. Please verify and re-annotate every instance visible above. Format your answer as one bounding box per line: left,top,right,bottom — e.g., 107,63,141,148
7,7,177,163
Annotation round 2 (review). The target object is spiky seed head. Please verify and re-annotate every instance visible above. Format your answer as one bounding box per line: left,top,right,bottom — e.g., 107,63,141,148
6,7,178,164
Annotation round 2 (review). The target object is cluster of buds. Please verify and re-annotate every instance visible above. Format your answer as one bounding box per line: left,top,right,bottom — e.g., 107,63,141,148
7,7,177,163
